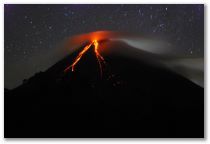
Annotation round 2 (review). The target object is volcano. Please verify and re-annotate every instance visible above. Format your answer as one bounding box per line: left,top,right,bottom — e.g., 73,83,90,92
5,39,204,138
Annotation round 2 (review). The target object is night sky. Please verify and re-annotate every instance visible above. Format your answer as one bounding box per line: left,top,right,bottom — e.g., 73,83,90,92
4,4,204,89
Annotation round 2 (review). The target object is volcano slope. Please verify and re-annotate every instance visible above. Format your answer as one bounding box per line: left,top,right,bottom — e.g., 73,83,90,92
5,40,204,138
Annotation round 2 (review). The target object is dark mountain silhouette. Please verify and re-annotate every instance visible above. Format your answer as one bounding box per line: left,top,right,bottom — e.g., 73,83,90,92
5,41,204,138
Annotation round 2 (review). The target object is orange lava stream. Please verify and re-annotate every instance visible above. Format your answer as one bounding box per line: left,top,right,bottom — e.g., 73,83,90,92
64,40,105,76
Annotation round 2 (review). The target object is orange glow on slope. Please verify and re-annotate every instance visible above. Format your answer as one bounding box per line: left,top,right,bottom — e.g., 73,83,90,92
64,40,106,76
64,43,92,72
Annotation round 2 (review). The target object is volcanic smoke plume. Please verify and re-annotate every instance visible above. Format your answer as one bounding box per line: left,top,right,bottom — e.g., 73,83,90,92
60,31,204,87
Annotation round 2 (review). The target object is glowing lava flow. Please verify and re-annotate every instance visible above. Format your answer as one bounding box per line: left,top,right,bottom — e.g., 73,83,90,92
64,40,106,76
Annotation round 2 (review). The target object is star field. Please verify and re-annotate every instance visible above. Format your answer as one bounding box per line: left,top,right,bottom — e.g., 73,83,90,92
4,4,204,88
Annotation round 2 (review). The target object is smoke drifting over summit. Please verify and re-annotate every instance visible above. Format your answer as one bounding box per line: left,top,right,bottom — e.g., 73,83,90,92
59,31,203,87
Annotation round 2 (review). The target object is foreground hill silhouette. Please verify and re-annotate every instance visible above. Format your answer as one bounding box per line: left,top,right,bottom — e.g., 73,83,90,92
5,41,204,138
